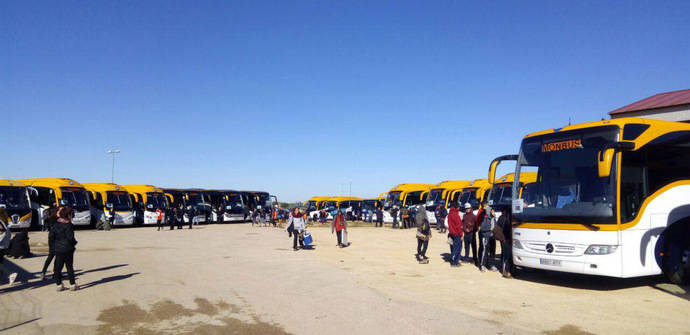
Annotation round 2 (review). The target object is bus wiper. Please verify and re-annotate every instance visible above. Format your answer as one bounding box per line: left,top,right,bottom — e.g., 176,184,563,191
577,221,600,231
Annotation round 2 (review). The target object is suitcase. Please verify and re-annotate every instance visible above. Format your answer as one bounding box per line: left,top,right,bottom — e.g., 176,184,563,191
303,232,313,246
341,230,348,246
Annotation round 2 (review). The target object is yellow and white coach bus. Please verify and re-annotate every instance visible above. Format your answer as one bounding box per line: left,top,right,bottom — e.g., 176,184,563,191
83,183,135,226
122,184,168,225
492,118,690,283
17,178,91,226
0,180,33,229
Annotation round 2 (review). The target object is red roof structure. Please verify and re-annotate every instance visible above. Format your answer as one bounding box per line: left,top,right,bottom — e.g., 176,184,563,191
609,89,690,116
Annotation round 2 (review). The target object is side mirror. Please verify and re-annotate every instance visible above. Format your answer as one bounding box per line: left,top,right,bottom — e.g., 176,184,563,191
597,148,615,178
488,154,518,184
597,141,635,178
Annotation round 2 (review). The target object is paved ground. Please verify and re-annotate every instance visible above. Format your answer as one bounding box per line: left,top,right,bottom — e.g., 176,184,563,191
0,223,688,334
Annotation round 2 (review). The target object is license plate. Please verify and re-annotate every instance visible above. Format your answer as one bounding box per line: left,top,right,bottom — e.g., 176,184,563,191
540,258,562,266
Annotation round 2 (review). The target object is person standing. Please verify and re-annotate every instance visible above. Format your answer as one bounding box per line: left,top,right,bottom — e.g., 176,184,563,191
156,207,164,231
415,204,426,231
400,206,408,229
176,205,184,230
50,206,78,291
376,206,383,228
217,205,225,224
332,210,348,247
416,214,432,264
438,205,448,234
447,202,463,267
287,209,306,250
495,207,513,278
187,205,195,229
168,206,176,230
391,206,399,228
462,203,478,265
0,208,17,286
107,205,115,229
41,207,59,279
478,207,496,272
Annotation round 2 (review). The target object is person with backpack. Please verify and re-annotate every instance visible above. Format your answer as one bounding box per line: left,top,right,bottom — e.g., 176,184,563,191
332,210,348,248
415,214,432,264
50,206,78,291
478,207,497,272
447,202,463,267
287,209,306,250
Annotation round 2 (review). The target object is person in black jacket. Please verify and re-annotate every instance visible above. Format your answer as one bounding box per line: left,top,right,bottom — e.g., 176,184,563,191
176,205,184,230
495,208,513,278
50,206,78,291
8,228,31,258
187,205,195,229
167,207,176,230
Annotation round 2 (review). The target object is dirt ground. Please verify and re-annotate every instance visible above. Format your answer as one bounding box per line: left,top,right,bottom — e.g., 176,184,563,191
0,223,688,335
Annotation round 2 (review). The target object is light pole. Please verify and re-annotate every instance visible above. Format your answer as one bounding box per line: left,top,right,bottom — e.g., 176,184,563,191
107,149,121,183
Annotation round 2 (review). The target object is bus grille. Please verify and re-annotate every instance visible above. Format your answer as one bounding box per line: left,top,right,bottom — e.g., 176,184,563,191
523,242,583,255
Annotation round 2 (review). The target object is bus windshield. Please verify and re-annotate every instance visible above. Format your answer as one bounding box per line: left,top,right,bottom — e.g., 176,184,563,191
323,201,337,211
361,200,377,211
146,193,168,210
514,126,618,224
404,191,425,207
0,186,30,210
489,184,512,207
386,191,402,208
60,187,90,210
426,189,445,209
459,189,478,208
306,201,317,211
187,193,203,206
225,193,243,208
106,191,132,211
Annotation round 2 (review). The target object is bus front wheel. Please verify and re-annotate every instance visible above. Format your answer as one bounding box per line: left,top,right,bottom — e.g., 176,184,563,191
662,240,690,285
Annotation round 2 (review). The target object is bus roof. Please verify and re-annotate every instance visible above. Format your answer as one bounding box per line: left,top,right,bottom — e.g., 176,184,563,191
0,179,27,187
82,183,129,193
433,180,471,191
17,178,85,189
524,117,690,149
121,184,165,194
389,183,435,192
326,196,363,202
307,196,332,202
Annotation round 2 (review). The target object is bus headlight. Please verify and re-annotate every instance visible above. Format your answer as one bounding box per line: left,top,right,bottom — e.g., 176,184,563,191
585,245,618,255
513,239,523,249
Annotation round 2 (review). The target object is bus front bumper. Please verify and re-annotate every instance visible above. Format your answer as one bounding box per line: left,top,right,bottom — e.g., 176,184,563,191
72,211,91,226
513,246,623,277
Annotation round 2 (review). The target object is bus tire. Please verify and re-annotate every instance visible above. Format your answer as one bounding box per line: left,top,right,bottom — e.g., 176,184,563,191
662,239,690,285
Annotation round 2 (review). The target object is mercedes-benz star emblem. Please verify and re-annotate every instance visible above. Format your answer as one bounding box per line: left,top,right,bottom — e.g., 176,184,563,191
546,243,554,253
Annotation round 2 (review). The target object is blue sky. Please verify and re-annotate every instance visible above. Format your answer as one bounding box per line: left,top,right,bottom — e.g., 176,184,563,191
2,1,689,202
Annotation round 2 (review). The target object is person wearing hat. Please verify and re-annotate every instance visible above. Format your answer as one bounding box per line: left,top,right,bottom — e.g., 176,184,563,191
462,203,478,265
447,202,463,267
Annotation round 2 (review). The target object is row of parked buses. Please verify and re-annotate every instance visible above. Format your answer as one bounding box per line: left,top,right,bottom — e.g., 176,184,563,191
304,116,690,284
0,177,277,230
